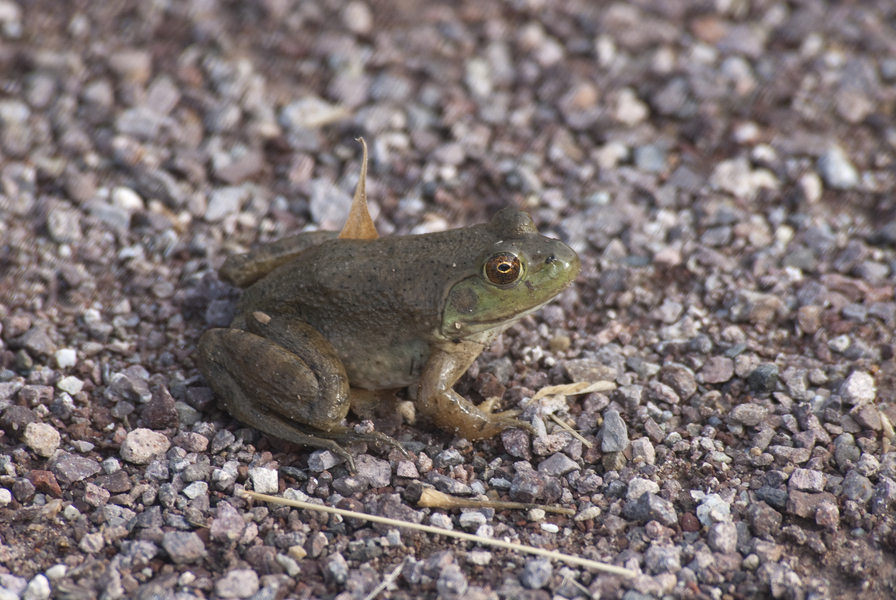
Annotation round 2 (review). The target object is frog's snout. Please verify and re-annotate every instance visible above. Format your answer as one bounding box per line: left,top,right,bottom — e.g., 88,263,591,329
546,242,580,278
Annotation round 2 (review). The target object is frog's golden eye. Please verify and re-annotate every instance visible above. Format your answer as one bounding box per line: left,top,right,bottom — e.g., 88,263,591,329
484,252,522,285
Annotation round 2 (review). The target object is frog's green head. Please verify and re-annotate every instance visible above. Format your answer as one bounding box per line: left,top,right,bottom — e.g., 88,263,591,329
442,208,580,338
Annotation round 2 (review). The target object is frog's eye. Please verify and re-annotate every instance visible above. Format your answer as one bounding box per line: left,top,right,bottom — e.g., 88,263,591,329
484,252,522,285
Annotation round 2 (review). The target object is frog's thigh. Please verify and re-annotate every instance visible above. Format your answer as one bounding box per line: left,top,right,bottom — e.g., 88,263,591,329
200,358,352,460
417,344,531,441
198,327,350,431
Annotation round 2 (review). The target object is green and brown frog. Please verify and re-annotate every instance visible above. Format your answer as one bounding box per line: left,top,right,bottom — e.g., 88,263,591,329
197,141,580,467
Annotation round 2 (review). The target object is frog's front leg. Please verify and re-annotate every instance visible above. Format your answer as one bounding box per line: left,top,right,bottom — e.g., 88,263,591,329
197,311,402,468
416,342,534,440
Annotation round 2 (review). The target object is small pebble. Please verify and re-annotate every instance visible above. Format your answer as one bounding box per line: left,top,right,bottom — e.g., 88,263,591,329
341,1,373,35
214,569,259,599
23,423,60,458
23,575,50,600
120,429,171,464
54,349,77,369
57,375,83,396
162,531,207,564
307,449,344,472
840,371,876,406
817,146,859,190
520,558,553,589
429,512,454,530
601,410,629,452
247,468,279,494
436,563,468,597
695,493,731,526
44,565,66,580
707,521,738,554
459,511,487,531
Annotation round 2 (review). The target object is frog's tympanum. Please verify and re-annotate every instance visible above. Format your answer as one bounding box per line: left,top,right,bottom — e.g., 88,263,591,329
197,140,580,467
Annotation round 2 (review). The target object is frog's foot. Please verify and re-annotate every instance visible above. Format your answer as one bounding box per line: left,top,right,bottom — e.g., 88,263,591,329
485,412,536,435
477,400,536,434
313,427,411,459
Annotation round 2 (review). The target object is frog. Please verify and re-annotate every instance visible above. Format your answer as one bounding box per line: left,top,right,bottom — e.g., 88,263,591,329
197,140,580,468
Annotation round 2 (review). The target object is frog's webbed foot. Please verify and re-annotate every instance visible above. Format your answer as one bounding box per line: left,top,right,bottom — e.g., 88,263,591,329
476,399,537,434
486,411,537,435
217,401,360,472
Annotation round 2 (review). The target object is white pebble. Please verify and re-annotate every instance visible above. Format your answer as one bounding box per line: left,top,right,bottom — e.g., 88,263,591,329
0,488,11,507
182,481,208,499
112,186,144,212
799,172,823,203
204,186,247,222
54,349,77,369
63,504,81,521
429,512,454,530
817,146,858,190
341,1,372,35
57,375,84,396
23,423,61,458
23,574,50,600
615,88,649,126
467,551,492,566
248,467,279,494
276,553,302,577
840,371,876,406
574,505,602,521
539,523,560,533
694,492,731,526
102,457,122,474
0,1,22,28
44,565,67,580
120,428,171,464
528,508,546,522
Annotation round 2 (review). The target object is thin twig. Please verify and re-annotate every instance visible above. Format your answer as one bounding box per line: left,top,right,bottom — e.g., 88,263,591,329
549,413,594,449
240,490,637,578
362,556,407,600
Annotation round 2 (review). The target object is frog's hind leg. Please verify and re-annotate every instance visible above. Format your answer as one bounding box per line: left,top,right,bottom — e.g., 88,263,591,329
242,313,407,455
198,326,360,465
200,325,352,429
212,378,359,469
199,315,407,467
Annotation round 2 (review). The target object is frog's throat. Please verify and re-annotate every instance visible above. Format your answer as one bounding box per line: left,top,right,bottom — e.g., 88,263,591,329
441,294,554,338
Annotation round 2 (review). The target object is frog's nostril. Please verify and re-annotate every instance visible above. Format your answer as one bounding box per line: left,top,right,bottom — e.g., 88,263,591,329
545,255,556,264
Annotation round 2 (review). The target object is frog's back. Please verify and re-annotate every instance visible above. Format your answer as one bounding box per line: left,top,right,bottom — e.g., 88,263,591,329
235,222,496,388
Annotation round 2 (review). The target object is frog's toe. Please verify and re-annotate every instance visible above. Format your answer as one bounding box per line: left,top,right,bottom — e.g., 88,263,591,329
490,414,536,434
479,396,503,414
315,428,410,459
355,431,410,457
327,443,357,472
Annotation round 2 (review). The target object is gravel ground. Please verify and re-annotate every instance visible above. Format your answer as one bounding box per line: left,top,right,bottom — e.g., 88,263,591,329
1,0,896,598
